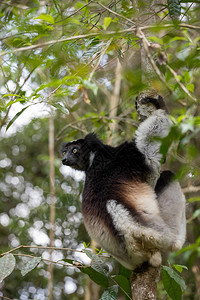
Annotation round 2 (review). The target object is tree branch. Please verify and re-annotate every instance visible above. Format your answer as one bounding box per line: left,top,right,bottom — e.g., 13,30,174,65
97,2,135,25
131,263,161,300
1,23,200,57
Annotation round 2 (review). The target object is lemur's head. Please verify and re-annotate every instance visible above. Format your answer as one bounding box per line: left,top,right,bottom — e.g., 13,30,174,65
61,139,85,170
61,133,103,171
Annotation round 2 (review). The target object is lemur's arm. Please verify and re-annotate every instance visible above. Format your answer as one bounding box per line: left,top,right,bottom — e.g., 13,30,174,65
135,95,172,188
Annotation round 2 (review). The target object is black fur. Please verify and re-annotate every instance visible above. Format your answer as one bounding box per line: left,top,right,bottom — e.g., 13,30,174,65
62,133,151,241
62,133,151,179
155,170,174,194
135,95,168,113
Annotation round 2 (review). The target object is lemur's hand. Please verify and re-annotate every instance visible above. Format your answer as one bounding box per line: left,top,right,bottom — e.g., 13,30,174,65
135,91,168,121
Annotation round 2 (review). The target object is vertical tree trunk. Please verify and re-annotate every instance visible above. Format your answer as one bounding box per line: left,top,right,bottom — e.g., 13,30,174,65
84,240,100,300
108,58,122,144
48,113,56,300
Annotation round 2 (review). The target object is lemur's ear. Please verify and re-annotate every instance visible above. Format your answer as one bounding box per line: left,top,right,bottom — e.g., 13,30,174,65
157,95,169,113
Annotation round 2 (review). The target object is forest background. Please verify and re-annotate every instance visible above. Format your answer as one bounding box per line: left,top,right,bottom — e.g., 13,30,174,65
0,0,200,299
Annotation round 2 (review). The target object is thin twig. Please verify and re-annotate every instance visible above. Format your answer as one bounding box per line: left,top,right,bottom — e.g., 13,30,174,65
182,185,200,193
0,245,83,256
55,0,95,24
97,2,135,25
48,112,56,300
0,244,111,258
56,116,138,140
88,38,113,81
110,276,132,300
166,64,197,102
12,253,84,268
140,23,200,31
0,296,12,300
44,85,63,101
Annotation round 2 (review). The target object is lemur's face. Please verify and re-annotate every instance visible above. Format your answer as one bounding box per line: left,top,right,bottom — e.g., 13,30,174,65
61,141,84,170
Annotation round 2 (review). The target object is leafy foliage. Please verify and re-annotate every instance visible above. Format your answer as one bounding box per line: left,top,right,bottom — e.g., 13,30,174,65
162,266,186,300
21,257,42,276
167,0,181,19
100,286,118,300
0,0,199,299
0,254,16,283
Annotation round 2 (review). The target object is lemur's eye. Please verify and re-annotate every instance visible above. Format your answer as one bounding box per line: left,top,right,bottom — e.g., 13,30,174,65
62,151,66,156
72,148,78,154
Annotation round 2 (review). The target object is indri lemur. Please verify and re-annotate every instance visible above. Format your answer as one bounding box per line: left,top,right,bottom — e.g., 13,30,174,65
61,95,186,270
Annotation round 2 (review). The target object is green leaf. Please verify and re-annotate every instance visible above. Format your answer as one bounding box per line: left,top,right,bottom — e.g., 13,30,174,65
191,208,200,221
159,125,181,160
186,83,194,92
81,266,109,288
172,264,188,273
1,94,21,98
0,254,16,283
61,258,74,264
100,286,118,300
3,98,27,110
35,14,55,24
188,197,200,203
83,242,90,248
52,102,69,115
113,275,131,299
118,265,132,278
103,17,112,30
167,0,181,19
6,105,32,131
162,266,186,300
82,249,109,275
21,257,41,276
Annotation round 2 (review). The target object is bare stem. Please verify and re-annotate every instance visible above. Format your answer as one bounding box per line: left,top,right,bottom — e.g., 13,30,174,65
48,112,56,299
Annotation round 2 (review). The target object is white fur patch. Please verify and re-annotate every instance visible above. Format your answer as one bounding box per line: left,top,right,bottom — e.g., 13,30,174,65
106,200,174,264
106,200,160,268
89,151,95,168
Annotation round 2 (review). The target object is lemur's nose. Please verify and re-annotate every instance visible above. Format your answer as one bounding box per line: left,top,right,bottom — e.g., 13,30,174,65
62,158,68,165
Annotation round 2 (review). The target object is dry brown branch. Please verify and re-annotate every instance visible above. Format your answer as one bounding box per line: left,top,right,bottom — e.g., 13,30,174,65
182,185,200,193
